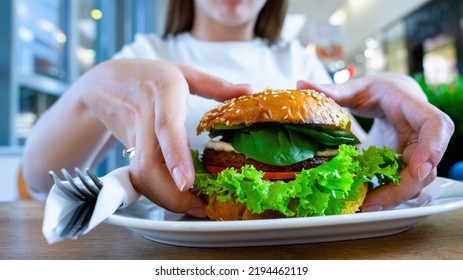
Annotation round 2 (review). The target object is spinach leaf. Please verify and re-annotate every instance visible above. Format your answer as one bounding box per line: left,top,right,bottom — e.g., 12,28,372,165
229,125,319,166
284,124,360,145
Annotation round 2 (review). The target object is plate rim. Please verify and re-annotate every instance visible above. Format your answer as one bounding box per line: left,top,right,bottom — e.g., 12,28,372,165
105,177,463,233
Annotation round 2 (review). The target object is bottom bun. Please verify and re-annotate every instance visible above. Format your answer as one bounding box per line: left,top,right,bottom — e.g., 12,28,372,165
202,183,368,221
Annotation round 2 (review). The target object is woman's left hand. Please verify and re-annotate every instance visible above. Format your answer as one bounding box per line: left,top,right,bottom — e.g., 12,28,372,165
297,73,455,211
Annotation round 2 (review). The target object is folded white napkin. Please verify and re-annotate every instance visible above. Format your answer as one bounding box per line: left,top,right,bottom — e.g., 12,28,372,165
42,166,140,244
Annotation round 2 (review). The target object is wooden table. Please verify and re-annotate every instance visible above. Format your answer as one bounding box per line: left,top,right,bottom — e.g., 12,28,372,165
1,201,462,260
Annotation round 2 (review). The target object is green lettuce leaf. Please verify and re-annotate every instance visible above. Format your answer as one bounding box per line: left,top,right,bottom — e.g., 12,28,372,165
193,144,401,217
356,145,402,186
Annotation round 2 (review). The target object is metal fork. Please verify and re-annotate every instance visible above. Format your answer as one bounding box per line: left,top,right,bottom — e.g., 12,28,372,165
49,168,103,201
49,168,103,239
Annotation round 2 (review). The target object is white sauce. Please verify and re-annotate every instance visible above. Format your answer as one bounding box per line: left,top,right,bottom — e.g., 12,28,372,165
205,140,237,152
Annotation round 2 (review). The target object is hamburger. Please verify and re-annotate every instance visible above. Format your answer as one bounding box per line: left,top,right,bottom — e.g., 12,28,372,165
193,89,401,220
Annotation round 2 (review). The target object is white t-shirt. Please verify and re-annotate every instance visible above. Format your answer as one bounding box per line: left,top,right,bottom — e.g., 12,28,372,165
113,33,332,150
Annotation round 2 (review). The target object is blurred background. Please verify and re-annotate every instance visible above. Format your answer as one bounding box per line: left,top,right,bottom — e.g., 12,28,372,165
1,0,462,200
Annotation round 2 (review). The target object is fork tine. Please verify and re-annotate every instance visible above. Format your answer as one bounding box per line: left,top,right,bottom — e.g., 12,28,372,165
75,168,100,197
86,169,103,190
49,170,85,200
51,168,103,239
61,168,94,200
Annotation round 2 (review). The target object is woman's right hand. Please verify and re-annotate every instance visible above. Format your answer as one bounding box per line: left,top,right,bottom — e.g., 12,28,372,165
23,59,251,217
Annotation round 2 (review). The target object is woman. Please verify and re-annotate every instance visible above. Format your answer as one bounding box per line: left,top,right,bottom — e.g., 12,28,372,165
22,0,454,217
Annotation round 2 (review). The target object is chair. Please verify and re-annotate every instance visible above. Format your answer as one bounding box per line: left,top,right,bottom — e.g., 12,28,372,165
17,165,33,200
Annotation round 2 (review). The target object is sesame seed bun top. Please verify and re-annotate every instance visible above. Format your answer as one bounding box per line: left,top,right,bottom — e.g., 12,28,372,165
196,88,351,135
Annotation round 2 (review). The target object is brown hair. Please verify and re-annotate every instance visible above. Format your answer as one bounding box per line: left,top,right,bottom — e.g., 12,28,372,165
163,0,288,44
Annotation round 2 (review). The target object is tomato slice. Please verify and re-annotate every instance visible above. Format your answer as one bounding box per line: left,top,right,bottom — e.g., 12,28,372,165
205,166,299,180
205,166,229,175
263,171,299,180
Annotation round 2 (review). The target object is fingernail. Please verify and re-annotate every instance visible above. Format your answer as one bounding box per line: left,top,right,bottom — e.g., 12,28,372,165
186,207,206,218
361,204,384,212
417,162,433,181
172,166,187,191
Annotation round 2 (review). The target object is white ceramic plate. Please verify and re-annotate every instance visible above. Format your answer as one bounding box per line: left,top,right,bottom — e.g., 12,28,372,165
105,177,463,247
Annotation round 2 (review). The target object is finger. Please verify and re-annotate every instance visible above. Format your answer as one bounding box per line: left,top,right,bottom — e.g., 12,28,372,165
401,106,454,182
154,64,252,193
130,151,206,217
151,71,196,192
130,111,205,217
179,64,253,101
154,66,252,191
